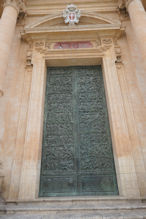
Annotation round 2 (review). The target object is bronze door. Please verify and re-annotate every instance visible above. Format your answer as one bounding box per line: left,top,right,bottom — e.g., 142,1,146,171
39,66,118,197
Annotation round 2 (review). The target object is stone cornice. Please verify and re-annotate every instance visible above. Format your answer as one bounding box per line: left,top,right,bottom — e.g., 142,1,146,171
3,0,26,14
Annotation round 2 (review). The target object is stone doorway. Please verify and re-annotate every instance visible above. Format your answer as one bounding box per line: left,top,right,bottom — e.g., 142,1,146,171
39,65,118,197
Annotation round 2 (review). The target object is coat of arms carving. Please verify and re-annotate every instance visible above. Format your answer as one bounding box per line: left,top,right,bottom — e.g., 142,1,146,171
63,4,81,25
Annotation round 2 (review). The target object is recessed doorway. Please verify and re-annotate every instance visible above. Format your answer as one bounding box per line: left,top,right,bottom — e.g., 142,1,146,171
39,65,118,197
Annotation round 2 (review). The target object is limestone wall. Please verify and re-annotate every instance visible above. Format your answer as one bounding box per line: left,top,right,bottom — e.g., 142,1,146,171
0,0,146,201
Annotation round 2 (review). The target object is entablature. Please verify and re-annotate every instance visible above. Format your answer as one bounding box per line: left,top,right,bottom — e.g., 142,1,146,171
26,0,118,16
22,7,123,41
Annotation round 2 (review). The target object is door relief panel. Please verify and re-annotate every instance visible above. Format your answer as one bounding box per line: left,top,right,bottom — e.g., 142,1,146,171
39,66,118,197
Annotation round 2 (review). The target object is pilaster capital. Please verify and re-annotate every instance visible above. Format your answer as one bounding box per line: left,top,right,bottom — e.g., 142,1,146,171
118,0,142,10
3,0,26,14
126,0,135,8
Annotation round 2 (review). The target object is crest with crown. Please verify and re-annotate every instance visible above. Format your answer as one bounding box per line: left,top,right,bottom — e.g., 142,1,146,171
63,4,81,25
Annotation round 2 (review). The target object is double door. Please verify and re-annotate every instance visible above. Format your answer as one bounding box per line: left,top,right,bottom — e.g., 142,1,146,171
39,66,118,197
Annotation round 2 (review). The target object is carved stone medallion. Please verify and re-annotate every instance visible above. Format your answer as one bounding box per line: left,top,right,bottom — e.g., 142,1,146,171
63,4,81,25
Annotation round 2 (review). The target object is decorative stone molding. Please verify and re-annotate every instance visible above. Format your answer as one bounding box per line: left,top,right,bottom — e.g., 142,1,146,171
126,0,139,8
101,38,112,45
3,0,26,14
26,50,33,69
114,41,123,69
118,0,126,10
101,38,113,51
118,0,141,10
25,40,33,70
118,0,129,18
31,38,112,57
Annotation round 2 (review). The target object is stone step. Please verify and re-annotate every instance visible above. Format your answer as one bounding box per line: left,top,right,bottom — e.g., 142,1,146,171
0,198,146,218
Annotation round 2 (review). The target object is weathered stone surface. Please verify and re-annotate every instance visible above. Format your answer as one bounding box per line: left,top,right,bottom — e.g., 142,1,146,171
0,0,146,209
1,198,146,218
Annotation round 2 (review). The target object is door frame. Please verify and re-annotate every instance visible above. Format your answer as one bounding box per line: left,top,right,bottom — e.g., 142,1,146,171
9,37,140,200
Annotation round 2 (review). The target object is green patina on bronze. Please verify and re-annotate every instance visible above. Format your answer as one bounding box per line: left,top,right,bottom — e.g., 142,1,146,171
39,66,118,197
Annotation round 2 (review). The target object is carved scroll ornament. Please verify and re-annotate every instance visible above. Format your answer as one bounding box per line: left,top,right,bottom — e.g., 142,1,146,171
32,38,112,56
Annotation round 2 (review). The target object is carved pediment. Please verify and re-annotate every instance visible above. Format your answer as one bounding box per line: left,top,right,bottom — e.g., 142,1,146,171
22,11,123,41
25,13,121,30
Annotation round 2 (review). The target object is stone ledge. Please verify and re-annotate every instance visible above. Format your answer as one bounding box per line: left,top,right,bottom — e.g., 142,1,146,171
0,198,146,218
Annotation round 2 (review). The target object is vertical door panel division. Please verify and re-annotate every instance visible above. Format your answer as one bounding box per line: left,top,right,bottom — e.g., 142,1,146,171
39,66,118,197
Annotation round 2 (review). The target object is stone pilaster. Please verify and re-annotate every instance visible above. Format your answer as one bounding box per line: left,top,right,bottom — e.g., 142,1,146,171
127,0,146,68
0,0,26,96
118,0,146,68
